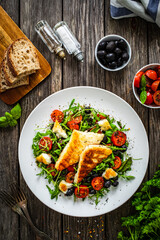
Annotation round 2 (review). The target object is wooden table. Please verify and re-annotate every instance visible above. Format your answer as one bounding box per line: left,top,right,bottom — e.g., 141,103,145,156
0,1,160,239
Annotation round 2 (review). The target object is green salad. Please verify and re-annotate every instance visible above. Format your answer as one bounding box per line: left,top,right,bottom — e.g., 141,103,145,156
32,99,135,205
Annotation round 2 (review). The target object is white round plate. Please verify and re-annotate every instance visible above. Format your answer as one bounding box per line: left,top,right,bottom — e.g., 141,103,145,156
18,86,149,217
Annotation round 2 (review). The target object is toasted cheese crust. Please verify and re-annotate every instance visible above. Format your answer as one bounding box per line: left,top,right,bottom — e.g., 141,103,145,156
55,130,104,171
59,180,73,194
36,153,51,165
52,120,67,138
98,119,112,131
74,145,112,183
102,168,117,180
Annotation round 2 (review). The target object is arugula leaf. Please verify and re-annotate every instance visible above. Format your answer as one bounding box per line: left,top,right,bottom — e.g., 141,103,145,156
10,103,21,119
117,157,132,173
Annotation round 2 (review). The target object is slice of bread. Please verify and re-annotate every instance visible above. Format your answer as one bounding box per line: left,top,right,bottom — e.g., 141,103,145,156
7,38,40,79
3,50,33,86
0,60,29,93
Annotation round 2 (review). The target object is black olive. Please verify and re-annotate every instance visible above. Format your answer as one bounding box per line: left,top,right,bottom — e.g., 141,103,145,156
112,180,119,187
101,135,107,144
89,189,96,194
121,144,128,152
97,50,106,58
114,40,118,46
98,41,107,50
87,118,93,125
85,106,91,114
91,173,99,178
122,52,129,61
113,176,119,181
114,47,122,57
106,53,116,62
65,187,74,196
99,58,107,66
104,180,111,188
117,39,127,49
108,61,117,69
117,57,123,67
86,176,92,183
106,41,116,52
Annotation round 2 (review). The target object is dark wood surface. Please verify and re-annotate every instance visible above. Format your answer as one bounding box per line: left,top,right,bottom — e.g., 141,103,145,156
0,1,160,239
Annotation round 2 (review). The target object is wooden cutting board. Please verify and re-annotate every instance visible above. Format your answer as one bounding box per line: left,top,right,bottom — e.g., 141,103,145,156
0,6,51,105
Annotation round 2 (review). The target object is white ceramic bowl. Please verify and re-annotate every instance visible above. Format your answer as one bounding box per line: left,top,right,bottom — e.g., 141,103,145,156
95,34,131,71
132,63,160,109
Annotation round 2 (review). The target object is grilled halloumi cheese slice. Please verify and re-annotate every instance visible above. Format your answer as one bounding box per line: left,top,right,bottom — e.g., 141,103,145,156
59,180,73,194
102,168,117,180
98,119,112,131
52,120,67,138
36,153,52,165
74,145,112,183
55,130,104,171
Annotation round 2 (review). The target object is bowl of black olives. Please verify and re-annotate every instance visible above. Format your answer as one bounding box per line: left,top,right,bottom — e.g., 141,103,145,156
95,34,131,71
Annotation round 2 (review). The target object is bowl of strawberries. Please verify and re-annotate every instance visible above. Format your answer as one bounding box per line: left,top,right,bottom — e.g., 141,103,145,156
133,63,160,108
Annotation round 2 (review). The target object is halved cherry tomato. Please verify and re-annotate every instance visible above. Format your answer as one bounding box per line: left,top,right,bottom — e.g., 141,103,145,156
74,185,89,198
71,115,82,124
153,91,160,105
97,114,106,120
134,71,144,88
111,131,126,147
145,92,153,105
151,80,160,92
67,120,79,130
67,164,76,172
145,70,157,80
65,172,75,183
113,156,122,170
47,164,56,176
91,177,104,191
39,137,52,151
51,110,64,123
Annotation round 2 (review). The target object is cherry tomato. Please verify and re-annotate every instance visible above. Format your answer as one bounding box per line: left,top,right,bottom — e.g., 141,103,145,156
151,80,160,92
47,164,56,176
145,70,157,80
65,172,75,183
51,110,64,123
144,91,153,105
97,114,106,120
113,156,122,170
111,131,126,147
91,177,104,191
67,120,79,130
67,164,76,172
74,185,89,198
153,91,160,105
71,115,82,124
134,71,144,88
39,137,52,151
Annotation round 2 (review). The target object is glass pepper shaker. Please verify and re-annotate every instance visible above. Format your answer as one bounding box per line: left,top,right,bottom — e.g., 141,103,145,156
53,21,83,62
35,20,66,59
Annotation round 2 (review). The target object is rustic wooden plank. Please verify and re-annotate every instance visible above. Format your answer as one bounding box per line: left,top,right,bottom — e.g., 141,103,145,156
19,0,63,239
0,1,20,240
104,2,148,240
62,1,106,240
147,23,160,178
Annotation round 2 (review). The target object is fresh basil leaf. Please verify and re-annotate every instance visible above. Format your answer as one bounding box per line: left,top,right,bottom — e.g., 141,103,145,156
10,103,21,120
141,75,146,88
5,112,13,121
0,116,9,127
140,90,147,104
9,119,17,127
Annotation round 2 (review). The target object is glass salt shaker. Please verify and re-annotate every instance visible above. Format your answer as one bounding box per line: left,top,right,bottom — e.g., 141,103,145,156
53,21,84,62
35,20,66,59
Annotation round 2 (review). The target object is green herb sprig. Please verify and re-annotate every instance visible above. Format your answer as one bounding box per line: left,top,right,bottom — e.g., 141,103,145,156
0,103,21,127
